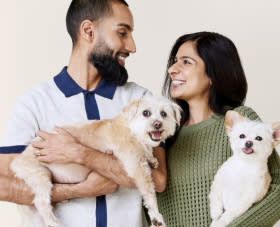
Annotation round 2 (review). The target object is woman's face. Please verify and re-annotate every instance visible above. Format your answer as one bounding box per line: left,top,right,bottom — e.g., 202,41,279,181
168,41,211,102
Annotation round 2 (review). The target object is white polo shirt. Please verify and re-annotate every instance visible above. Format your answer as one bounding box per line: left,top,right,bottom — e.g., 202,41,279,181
0,67,149,227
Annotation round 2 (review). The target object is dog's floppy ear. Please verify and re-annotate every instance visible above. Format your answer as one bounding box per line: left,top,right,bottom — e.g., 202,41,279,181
121,99,141,121
272,122,280,147
225,110,244,134
171,102,182,127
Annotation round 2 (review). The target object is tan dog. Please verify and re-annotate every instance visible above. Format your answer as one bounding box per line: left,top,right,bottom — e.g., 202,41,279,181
11,96,181,227
209,110,280,227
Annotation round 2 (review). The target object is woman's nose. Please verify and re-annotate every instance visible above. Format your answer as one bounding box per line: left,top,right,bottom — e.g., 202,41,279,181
168,63,180,78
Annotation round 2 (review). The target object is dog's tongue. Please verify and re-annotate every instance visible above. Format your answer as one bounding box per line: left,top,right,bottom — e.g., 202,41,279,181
151,131,161,140
242,148,254,154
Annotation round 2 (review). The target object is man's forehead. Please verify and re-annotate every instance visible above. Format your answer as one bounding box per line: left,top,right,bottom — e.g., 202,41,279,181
109,2,134,30
116,23,133,31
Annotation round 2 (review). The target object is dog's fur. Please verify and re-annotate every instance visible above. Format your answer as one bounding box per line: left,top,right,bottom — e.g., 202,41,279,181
209,110,280,227
10,96,181,227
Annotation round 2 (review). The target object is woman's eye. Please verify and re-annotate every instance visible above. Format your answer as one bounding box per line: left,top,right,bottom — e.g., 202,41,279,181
183,59,190,65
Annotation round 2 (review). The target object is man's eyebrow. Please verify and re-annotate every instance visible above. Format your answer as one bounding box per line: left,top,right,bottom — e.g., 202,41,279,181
117,23,133,31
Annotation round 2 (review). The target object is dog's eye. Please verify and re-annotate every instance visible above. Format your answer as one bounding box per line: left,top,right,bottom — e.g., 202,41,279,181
239,134,246,139
161,111,167,118
143,110,151,117
255,136,263,141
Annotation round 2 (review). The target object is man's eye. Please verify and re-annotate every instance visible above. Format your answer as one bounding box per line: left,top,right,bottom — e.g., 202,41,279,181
119,32,127,37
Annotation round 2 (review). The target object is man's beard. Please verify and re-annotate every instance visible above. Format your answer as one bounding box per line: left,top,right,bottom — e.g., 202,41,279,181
89,41,128,86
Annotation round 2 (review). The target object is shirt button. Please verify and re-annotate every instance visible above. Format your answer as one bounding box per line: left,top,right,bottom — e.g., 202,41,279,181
87,93,91,98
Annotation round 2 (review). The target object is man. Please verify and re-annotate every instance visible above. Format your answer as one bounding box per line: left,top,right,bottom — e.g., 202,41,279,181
0,0,166,226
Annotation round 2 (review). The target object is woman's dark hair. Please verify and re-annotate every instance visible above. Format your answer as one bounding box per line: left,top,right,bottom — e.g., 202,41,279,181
66,0,129,46
162,31,247,126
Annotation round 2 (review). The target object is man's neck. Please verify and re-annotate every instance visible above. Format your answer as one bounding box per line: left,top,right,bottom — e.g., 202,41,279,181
67,49,102,91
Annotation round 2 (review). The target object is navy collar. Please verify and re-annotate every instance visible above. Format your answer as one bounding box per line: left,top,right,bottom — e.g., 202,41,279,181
54,66,117,99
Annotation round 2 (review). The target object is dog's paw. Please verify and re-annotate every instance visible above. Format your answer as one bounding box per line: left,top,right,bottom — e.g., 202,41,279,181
150,212,165,227
151,218,165,227
44,213,62,227
149,158,159,169
210,219,227,227
210,207,223,220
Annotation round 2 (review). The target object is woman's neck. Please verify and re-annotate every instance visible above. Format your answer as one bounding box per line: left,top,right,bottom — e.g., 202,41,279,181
184,99,214,126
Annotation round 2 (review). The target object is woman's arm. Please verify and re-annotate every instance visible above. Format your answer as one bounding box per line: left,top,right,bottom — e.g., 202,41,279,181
151,146,167,192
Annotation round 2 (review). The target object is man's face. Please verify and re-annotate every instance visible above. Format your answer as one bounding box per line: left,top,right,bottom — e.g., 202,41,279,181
89,2,136,85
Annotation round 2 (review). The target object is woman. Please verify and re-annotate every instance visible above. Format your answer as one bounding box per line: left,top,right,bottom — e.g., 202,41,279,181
157,32,280,226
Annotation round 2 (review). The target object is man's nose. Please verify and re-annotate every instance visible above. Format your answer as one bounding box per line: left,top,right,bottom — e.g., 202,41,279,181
125,36,136,53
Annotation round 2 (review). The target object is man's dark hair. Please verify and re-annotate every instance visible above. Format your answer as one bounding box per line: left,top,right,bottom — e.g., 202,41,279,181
162,31,248,126
66,0,129,45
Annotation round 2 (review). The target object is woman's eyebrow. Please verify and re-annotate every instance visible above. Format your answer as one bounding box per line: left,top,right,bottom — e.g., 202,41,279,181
179,56,196,62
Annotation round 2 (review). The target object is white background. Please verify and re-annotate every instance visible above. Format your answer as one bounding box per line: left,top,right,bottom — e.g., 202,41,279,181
0,0,280,226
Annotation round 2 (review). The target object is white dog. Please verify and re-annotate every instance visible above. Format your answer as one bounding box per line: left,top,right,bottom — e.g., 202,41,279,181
10,96,181,227
209,110,280,227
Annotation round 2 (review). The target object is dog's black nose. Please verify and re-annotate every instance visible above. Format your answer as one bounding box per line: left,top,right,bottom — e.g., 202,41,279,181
153,121,162,130
245,141,253,148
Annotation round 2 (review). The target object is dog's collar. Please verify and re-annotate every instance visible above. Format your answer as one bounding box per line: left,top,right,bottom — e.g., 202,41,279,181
54,66,117,99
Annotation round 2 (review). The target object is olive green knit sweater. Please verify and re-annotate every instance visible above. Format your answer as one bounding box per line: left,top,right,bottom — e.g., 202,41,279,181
157,106,280,227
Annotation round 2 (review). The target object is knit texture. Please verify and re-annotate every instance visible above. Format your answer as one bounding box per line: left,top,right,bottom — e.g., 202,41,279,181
157,106,280,227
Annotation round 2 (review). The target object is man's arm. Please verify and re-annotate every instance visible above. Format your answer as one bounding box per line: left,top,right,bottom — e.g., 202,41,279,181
0,154,118,205
79,144,167,191
32,128,167,192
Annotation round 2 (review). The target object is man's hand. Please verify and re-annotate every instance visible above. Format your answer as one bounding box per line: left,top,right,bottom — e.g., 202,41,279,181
31,126,84,164
75,172,119,198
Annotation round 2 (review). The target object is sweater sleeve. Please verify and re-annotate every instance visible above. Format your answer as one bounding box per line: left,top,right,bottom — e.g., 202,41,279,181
228,106,280,227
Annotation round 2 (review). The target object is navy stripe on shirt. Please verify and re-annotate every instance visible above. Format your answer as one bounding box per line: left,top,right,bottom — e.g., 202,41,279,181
0,145,27,154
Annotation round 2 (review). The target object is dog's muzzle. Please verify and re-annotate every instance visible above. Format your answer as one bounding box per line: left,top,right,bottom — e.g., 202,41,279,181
149,121,163,142
242,141,254,154
153,120,162,130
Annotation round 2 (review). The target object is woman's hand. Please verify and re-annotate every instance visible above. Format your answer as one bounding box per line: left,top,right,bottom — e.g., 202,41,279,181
31,126,85,164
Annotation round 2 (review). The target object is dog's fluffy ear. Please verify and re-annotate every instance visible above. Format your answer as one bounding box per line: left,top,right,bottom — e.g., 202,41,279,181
121,99,141,121
225,110,244,134
272,122,280,146
171,102,182,127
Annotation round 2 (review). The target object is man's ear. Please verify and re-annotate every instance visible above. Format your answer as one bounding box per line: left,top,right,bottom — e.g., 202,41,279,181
272,122,280,147
80,20,96,42
225,110,244,135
